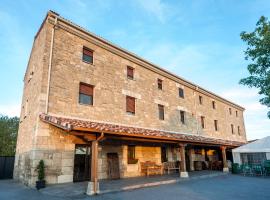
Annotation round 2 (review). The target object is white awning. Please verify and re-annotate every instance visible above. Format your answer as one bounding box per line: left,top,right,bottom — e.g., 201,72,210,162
232,136,270,153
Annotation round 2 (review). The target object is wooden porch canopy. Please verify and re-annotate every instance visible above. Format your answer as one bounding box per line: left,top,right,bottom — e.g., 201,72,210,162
39,113,244,147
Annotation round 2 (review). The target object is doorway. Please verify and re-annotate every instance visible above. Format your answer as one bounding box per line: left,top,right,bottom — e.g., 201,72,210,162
73,144,91,182
107,153,120,180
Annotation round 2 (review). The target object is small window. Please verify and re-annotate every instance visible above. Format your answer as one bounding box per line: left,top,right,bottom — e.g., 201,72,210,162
212,101,216,109
238,126,241,135
179,88,184,98
180,110,185,124
161,146,167,163
236,111,238,117
158,104,165,120
127,145,136,164
199,96,203,105
201,116,205,129
82,47,93,64
231,124,234,134
79,82,94,105
229,108,232,115
126,96,135,115
157,79,163,90
127,66,134,79
214,120,218,131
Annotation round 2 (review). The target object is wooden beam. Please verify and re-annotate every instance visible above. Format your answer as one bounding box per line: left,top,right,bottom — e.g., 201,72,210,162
104,135,178,144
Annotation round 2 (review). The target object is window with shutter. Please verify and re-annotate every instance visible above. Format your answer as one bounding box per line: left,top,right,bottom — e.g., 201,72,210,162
127,66,134,79
212,101,216,109
126,96,135,114
127,145,136,164
82,47,93,64
79,82,94,105
157,79,163,90
158,104,164,120
231,124,234,134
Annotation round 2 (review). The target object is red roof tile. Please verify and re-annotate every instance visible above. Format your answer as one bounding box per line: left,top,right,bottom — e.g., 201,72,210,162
39,113,245,147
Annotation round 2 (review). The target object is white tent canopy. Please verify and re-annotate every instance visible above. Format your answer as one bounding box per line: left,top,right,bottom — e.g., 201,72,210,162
233,136,270,153
233,136,270,164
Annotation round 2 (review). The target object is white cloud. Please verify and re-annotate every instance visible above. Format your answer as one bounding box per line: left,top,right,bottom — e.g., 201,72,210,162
0,104,20,117
135,0,173,23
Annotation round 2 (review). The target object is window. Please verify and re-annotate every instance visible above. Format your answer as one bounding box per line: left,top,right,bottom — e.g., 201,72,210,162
82,47,93,64
214,120,218,131
24,99,28,118
231,124,234,134
212,101,216,109
179,88,184,98
236,111,238,117
157,79,163,90
240,153,266,165
79,82,94,105
127,66,134,79
180,110,185,124
229,108,232,115
199,95,203,105
238,126,241,135
126,96,135,115
201,116,205,129
158,104,165,120
127,145,137,164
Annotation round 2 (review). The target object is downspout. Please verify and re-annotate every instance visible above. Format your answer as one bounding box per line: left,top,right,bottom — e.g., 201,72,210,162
45,15,58,114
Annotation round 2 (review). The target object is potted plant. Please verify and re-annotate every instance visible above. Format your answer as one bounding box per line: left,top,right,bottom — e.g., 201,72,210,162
36,160,46,190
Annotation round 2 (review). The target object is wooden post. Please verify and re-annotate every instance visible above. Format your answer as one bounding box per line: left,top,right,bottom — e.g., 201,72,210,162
188,148,194,171
86,140,99,195
179,144,189,178
221,146,229,172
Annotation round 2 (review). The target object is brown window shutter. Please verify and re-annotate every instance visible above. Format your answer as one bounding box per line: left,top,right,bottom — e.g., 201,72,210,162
80,83,93,96
83,48,93,56
126,96,135,114
158,79,163,90
127,66,134,78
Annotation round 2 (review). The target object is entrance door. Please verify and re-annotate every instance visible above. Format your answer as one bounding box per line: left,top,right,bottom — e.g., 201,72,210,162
73,144,91,182
107,153,120,180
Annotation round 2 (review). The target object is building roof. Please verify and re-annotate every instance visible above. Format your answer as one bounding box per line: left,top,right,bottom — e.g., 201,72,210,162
232,136,270,153
40,113,244,147
39,10,244,111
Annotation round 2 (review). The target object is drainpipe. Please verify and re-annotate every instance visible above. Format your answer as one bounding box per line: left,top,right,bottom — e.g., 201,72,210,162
45,15,58,114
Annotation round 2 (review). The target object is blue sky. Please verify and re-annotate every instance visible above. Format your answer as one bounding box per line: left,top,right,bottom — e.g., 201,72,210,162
0,0,269,140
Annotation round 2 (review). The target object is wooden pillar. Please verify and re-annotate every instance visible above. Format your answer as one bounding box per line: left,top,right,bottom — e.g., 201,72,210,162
188,148,194,171
179,144,189,178
87,140,99,195
221,146,229,172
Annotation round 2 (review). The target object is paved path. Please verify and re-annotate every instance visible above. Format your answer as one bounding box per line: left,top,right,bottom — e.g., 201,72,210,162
0,175,269,200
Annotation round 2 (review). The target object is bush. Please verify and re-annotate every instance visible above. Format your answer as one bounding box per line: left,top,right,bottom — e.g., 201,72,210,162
37,160,45,181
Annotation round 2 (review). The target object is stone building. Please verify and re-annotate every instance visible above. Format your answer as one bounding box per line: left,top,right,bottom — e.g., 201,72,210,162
14,11,246,194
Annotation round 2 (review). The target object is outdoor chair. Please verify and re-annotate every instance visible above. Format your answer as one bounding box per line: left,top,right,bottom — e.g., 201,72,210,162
263,160,270,176
242,164,252,176
163,161,179,174
252,164,263,176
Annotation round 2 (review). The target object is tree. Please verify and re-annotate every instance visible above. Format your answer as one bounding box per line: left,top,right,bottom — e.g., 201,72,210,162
240,16,270,118
0,115,19,156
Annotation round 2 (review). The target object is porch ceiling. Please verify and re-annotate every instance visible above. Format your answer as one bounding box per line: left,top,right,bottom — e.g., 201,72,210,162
39,113,244,147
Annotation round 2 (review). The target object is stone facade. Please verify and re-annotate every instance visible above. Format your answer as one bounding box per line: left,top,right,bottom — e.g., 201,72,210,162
14,11,247,186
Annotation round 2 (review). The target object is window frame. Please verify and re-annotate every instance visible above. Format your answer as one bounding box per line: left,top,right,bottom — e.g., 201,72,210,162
201,116,205,129
82,46,94,64
158,104,165,120
180,110,185,124
157,79,163,90
127,145,137,164
179,88,184,98
126,95,136,115
127,66,134,80
199,95,203,105
214,120,218,131
79,82,94,105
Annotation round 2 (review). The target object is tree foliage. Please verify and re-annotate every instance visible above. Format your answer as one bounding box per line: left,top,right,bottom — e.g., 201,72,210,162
0,115,19,156
37,160,45,181
240,16,270,118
